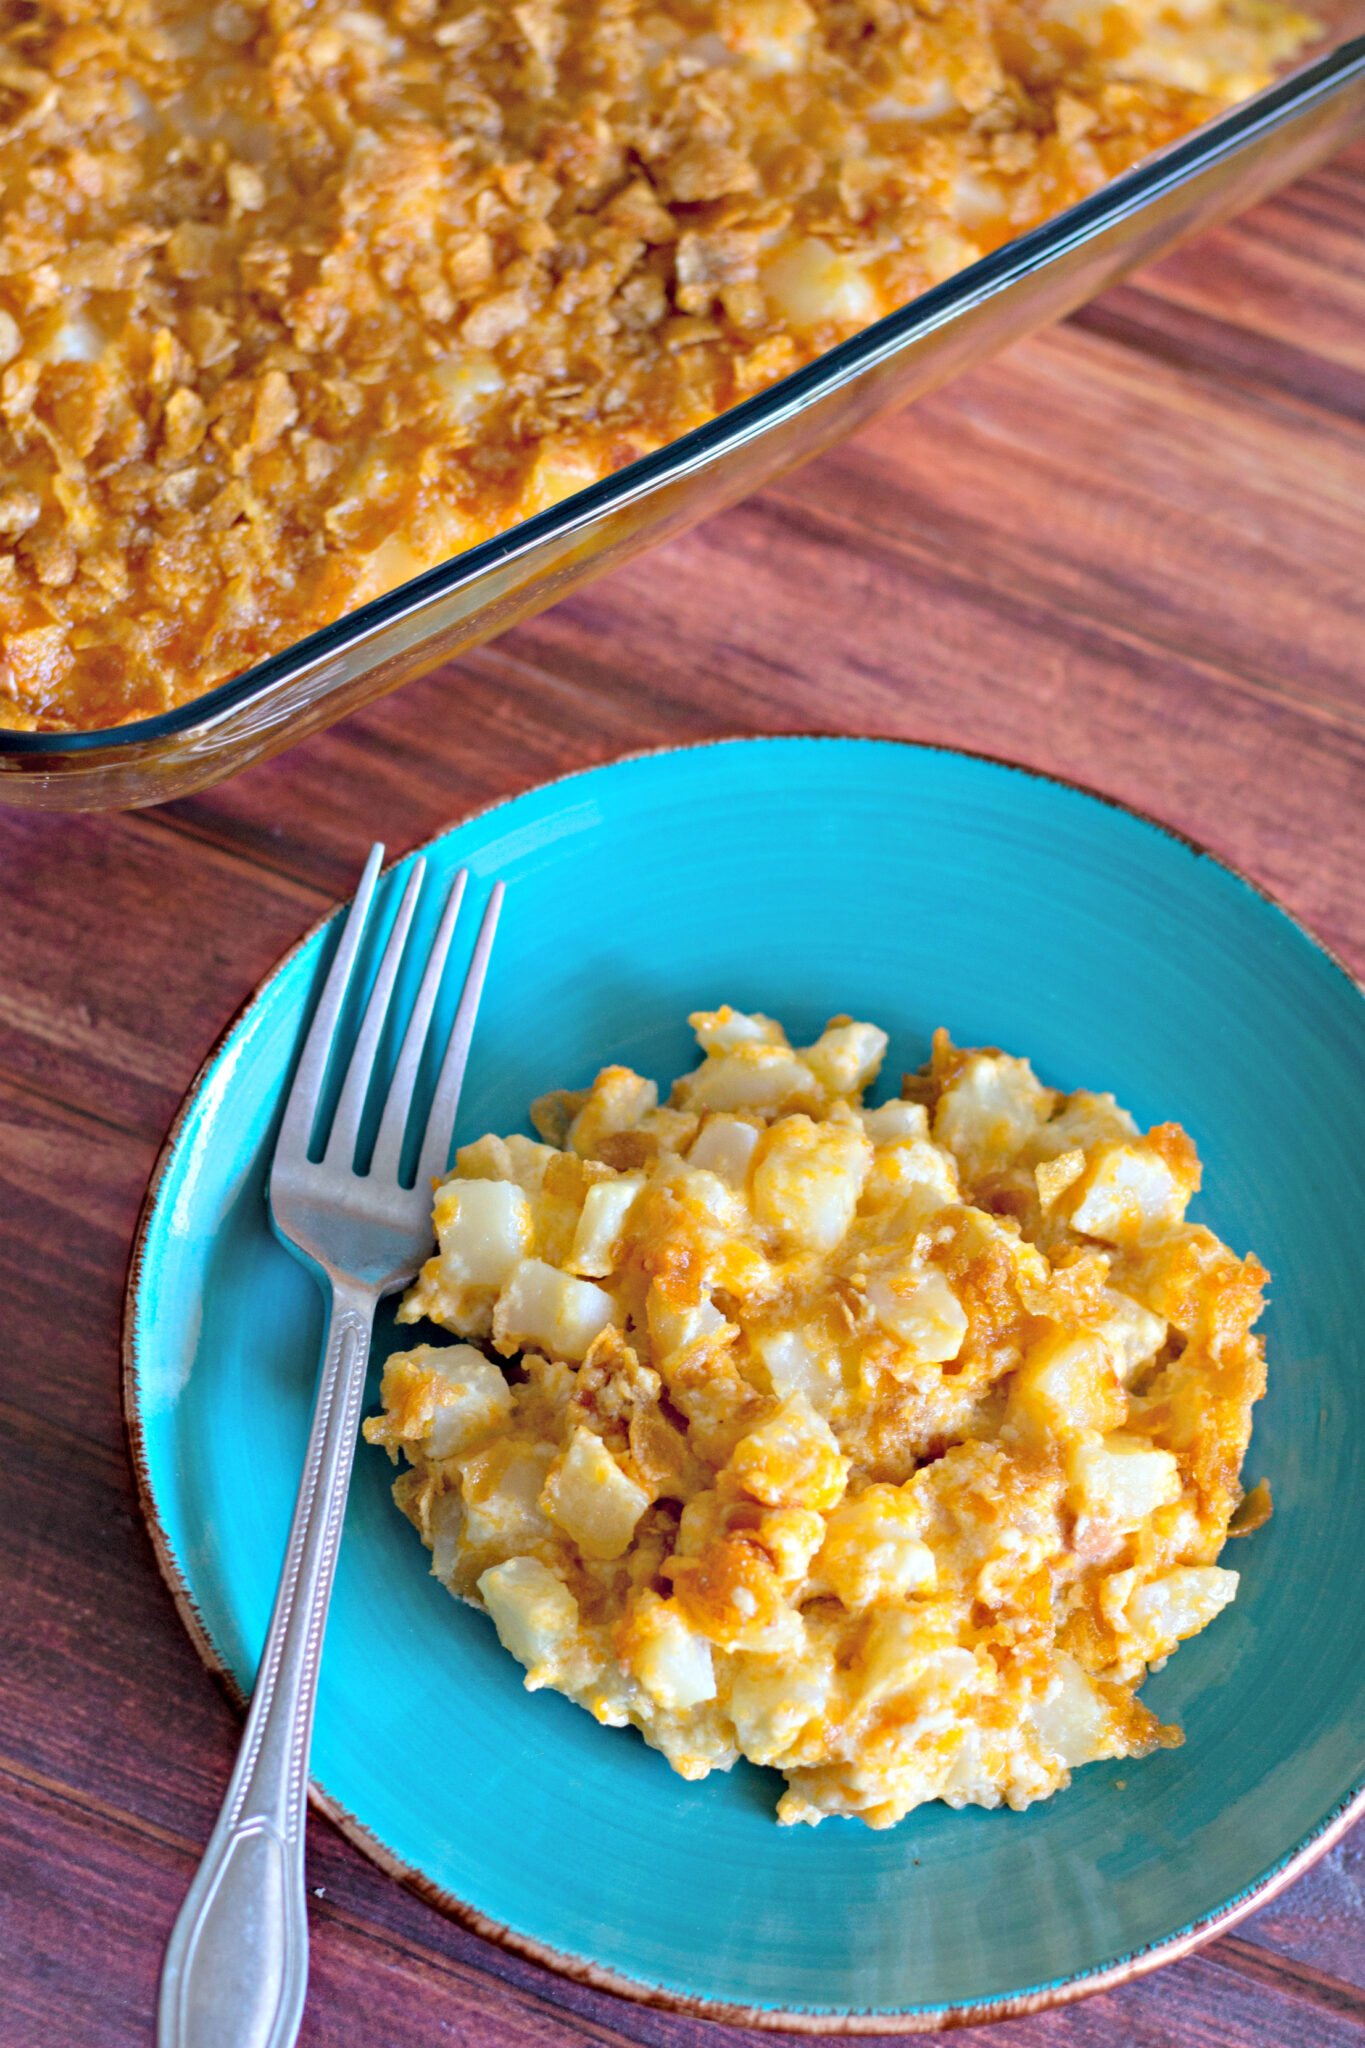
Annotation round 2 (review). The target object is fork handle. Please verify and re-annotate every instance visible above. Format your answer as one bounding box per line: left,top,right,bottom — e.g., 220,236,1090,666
158,1280,376,2048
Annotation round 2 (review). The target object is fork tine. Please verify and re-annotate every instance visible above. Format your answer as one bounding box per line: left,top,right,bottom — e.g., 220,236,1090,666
368,867,469,1185
321,857,426,1170
276,843,384,1161
415,881,504,1190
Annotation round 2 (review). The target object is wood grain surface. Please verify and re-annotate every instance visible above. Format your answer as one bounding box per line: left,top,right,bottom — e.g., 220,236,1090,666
3,140,1364,2048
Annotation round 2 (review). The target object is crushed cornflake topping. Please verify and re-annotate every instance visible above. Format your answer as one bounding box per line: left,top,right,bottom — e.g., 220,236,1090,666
0,0,1312,732
365,1010,1271,1827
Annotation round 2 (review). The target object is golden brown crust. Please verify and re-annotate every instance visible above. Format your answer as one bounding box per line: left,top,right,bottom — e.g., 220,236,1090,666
0,0,1312,731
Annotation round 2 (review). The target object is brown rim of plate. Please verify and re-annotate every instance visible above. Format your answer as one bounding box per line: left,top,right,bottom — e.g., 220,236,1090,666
120,730,1365,2035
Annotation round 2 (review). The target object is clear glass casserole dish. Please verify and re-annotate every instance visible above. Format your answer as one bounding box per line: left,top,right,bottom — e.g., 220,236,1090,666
3,25,1363,813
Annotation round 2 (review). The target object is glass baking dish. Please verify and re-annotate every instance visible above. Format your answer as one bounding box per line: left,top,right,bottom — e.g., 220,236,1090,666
4,27,1363,812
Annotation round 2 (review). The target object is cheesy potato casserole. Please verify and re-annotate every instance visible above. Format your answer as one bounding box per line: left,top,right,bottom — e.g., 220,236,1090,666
1,0,1311,731
366,1007,1270,1826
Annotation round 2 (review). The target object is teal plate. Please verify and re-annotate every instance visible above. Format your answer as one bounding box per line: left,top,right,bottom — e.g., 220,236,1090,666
125,737,1365,2031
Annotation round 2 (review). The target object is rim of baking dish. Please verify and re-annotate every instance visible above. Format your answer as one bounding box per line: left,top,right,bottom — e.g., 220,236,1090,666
7,34,1365,763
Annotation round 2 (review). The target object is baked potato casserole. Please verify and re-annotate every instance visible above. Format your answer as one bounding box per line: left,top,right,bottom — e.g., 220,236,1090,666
1,0,1311,732
366,1007,1270,1827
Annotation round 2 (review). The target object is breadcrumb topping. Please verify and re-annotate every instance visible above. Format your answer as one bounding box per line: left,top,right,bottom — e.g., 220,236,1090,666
0,0,1311,731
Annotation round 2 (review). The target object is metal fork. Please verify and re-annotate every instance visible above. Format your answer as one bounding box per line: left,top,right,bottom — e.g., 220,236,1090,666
158,843,503,2048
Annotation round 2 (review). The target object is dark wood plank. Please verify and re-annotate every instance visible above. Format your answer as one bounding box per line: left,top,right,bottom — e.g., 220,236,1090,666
4,1764,1364,2048
0,1771,694,2048
1238,1835,1365,1991
0,1078,154,1444
1140,142,1365,378
0,815,320,1142
1071,285,1365,434
775,325,1365,730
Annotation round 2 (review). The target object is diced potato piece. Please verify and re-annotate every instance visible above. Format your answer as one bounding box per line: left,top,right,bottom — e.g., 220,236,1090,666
428,1486,466,1584
1094,1287,1168,1384
1030,1091,1138,1159
1069,1433,1181,1528
567,1066,658,1157
674,1486,725,1558
567,1173,643,1278
866,1262,967,1368
934,1050,1054,1182
728,1634,834,1766
718,0,815,73
1099,1564,1139,1636
750,1326,840,1410
852,1606,977,1712
860,1100,929,1145
687,1113,761,1187
869,76,955,123
493,1257,616,1361
802,1020,888,1098
816,1484,937,1607
673,1165,744,1228
940,1725,1021,1807
460,1440,557,1550
1009,1330,1124,1442
1122,1566,1239,1655
478,1556,580,1687
424,1344,512,1459
647,1287,726,1360
581,1669,635,1730
639,1106,703,1154
622,1592,717,1711
951,171,1005,229
1071,1143,1189,1244
708,1228,773,1300
751,1114,871,1253
433,1178,533,1287
1035,1148,1086,1212
1116,1224,1265,1338
675,1044,820,1114
728,1393,848,1510
1029,1655,1113,1767
455,1130,558,1196
41,311,104,364
762,236,879,331
430,347,503,424
862,1134,960,1221
755,1506,826,1585
887,1136,959,1193
519,439,602,517
541,1424,651,1560
919,221,981,288
689,1006,786,1053
360,532,436,600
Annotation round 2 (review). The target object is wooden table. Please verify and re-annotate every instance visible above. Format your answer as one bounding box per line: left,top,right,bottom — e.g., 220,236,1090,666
5,137,1364,2048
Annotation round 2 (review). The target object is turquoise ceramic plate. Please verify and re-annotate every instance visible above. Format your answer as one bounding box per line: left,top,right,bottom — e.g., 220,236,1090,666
125,738,1365,2031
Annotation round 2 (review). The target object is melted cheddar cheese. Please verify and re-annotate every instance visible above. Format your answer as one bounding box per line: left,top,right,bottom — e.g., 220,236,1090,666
366,1006,1269,1826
